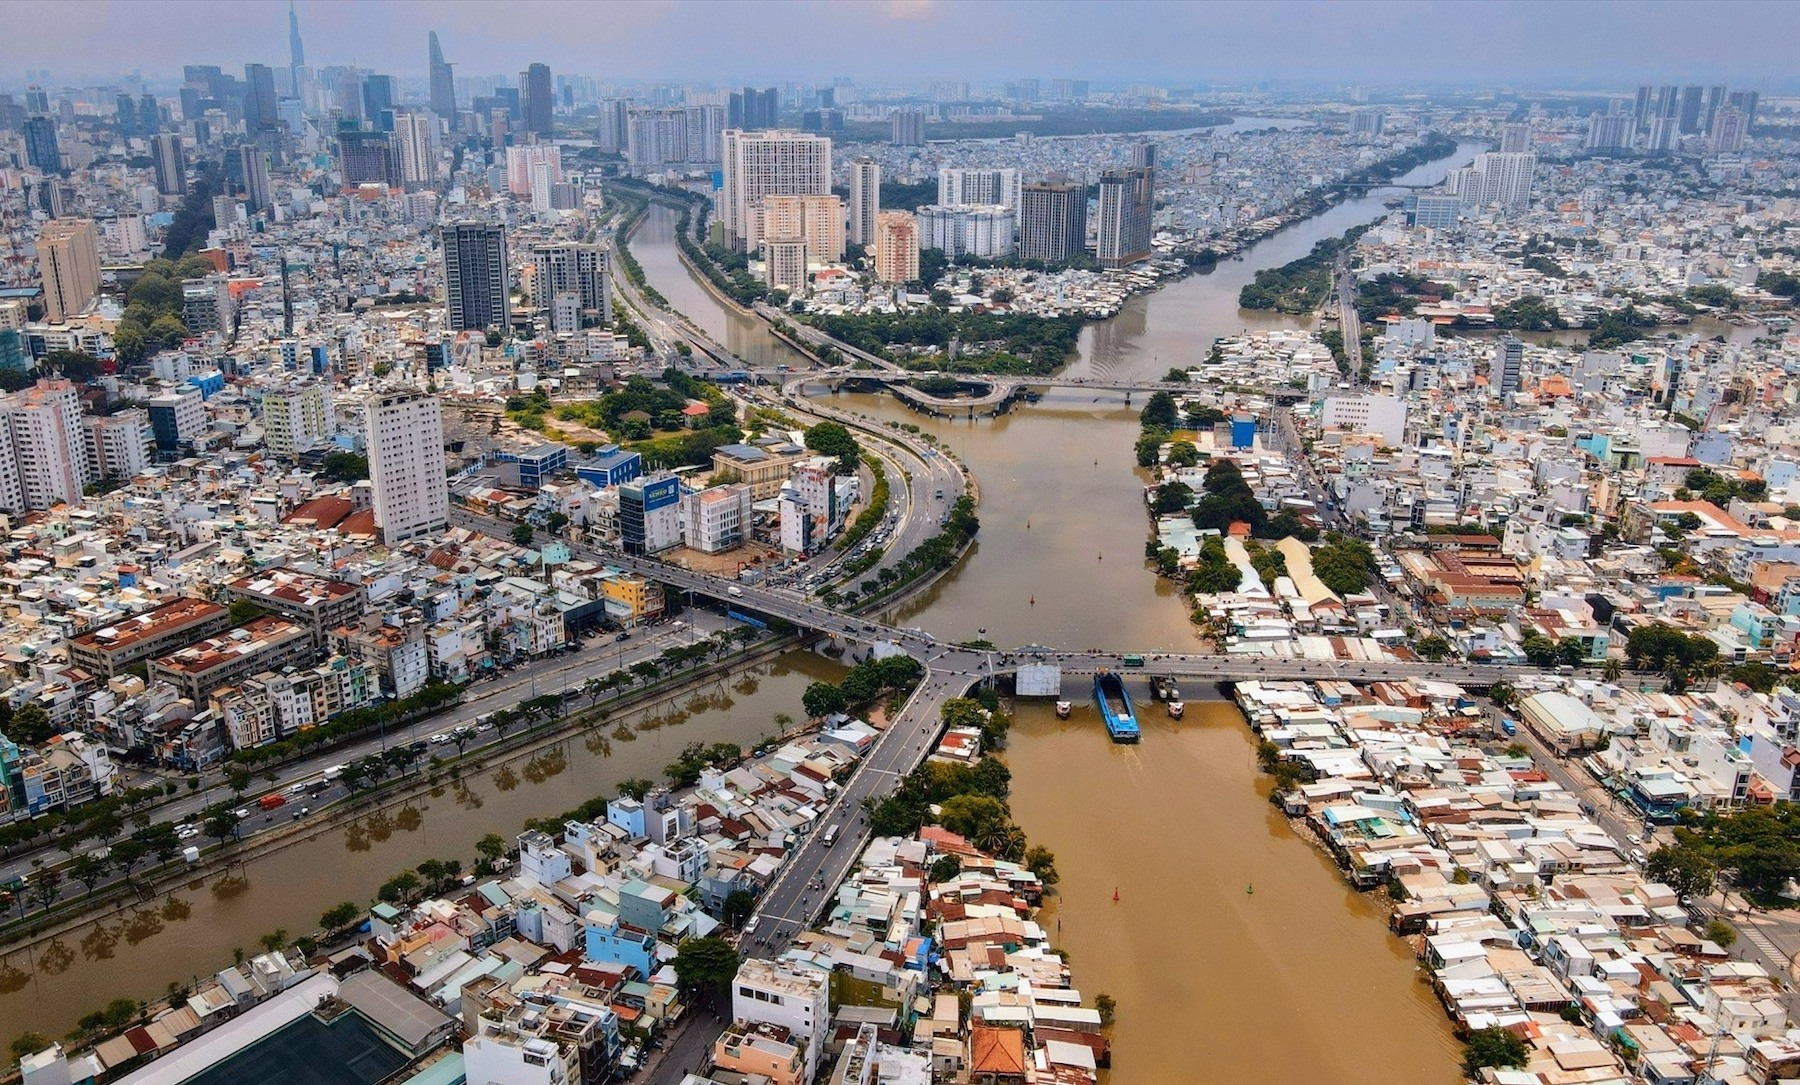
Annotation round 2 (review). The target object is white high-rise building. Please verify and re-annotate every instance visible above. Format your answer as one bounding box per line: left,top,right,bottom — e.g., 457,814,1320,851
732,960,830,1083
263,382,333,460
916,204,1016,260
847,156,879,247
391,111,437,186
1465,152,1536,210
0,379,90,511
532,244,610,332
937,167,1021,222
365,390,447,545
505,143,560,198
719,129,832,249
83,410,154,482
764,237,808,297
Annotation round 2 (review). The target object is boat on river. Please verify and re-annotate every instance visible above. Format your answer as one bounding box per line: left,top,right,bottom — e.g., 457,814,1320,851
1055,700,1072,719
1167,700,1185,720
1094,671,1140,743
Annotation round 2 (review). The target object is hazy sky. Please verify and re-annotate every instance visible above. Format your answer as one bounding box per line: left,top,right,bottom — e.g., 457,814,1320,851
8,0,1799,89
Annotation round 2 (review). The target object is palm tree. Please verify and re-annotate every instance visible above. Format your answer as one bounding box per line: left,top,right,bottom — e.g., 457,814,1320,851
1602,658,1623,682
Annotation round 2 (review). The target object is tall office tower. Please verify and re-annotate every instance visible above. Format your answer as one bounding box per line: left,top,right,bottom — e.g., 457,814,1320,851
1466,152,1535,209
890,108,925,146
759,195,845,263
1633,84,1654,131
1678,85,1705,134
1019,182,1088,264
244,63,279,131
365,390,448,545
1709,108,1748,154
1585,114,1634,153
596,97,630,153
115,94,138,139
239,145,272,211
24,85,49,114
1500,123,1533,153
362,74,397,130
288,0,305,83
1727,90,1759,129
427,31,456,118
392,111,437,186
1494,337,1523,402
138,92,159,133
727,86,777,130
337,130,395,185
848,156,879,246
719,129,832,249
1349,108,1385,138
873,211,919,284
0,379,92,510
442,223,509,331
37,218,101,323
532,244,609,332
23,115,59,173
1703,84,1728,134
521,63,553,137
151,132,186,195
937,168,1022,213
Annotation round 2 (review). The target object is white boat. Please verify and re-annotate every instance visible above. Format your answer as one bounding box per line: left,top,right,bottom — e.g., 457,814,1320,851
1167,700,1185,720
1054,700,1072,719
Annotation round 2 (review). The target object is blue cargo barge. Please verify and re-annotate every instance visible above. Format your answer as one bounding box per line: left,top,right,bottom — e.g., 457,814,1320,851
1094,671,1140,743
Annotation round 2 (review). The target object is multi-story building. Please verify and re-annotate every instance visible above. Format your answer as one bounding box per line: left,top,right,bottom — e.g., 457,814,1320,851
261,381,333,459
0,378,91,510
728,86,778,130
1462,152,1535,210
181,275,234,335
596,97,630,154
239,145,272,211
67,598,232,677
1709,107,1748,154
598,570,664,629
937,168,1021,219
223,571,366,649
428,31,456,117
1096,149,1155,268
532,245,610,333
24,115,60,173
151,132,186,196
680,484,753,554
711,1023,805,1085
1585,114,1634,153
618,475,682,555
779,462,845,555
391,110,437,186
83,410,154,482
37,218,100,323
916,204,1016,260
337,129,396,186
873,211,919,284
764,237,808,298
1494,337,1524,402
1350,108,1386,139
505,144,561,198
756,194,843,263
442,223,510,332
732,960,829,1083
365,390,448,545
521,62,553,137
719,130,832,249
149,615,316,703
1018,182,1088,264
146,385,205,453
848,156,879,248
333,620,430,698
890,108,924,147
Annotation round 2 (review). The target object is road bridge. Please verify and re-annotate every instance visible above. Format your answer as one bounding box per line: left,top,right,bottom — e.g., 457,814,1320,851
766,366,1309,416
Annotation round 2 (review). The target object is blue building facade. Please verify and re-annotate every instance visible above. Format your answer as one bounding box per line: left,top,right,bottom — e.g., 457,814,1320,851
576,445,644,490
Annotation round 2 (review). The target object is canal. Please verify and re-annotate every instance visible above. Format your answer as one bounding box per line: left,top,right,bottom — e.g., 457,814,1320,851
634,139,1483,1082
0,653,843,1037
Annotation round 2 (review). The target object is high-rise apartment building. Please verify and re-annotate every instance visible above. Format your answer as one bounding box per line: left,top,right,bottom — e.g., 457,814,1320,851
719,129,832,249
1018,182,1088,265
243,63,278,132
239,145,272,211
1584,114,1633,154
1349,108,1386,138
757,195,844,263
917,205,1015,260
24,116,60,173
521,63,553,137
873,211,919,284
1464,152,1535,209
1097,147,1155,268
727,87,777,130
764,237,809,297
532,244,610,332
890,108,925,147
337,130,396,186
427,31,456,118
442,223,510,332
0,379,91,511
624,106,722,169
1494,337,1524,402
152,134,187,197
505,143,561,197
84,409,154,482
938,168,1022,217
1499,123,1533,153
392,111,437,186
847,156,879,248
365,391,447,545
1678,84,1706,134
262,382,333,460
37,218,101,324
596,97,631,154
1709,107,1748,155
1727,90,1759,129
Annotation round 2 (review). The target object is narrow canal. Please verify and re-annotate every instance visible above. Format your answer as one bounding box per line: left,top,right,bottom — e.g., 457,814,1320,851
637,139,1483,1082
0,654,844,1036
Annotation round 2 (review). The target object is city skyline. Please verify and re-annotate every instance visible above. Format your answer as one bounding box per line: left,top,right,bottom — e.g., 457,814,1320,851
7,0,1800,88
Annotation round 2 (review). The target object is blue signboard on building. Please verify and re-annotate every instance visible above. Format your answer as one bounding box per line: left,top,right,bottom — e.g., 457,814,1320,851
643,476,681,511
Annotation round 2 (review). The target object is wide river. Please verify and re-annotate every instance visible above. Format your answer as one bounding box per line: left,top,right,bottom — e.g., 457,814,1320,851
632,136,1486,1083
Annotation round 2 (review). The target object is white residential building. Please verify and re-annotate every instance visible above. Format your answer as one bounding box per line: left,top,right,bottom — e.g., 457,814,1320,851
0,378,90,511
681,484,753,553
83,410,154,481
733,959,829,1082
720,129,832,249
1319,394,1409,446
938,167,1022,222
391,110,437,186
848,156,879,247
262,382,333,459
365,390,448,545
916,204,1016,260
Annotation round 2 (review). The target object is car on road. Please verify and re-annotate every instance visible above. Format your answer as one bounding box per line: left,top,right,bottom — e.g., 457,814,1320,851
615,632,631,642
292,807,310,819
233,808,250,821
430,733,450,744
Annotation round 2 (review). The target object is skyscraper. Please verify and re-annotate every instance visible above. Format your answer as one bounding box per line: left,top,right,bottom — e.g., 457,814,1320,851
1018,182,1088,264
151,132,187,195
115,94,138,139
890,108,925,146
427,31,456,118
0,379,92,511
1678,84,1705,134
728,87,777,130
362,74,397,130
23,115,59,173
532,244,610,331
365,390,448,545
288,1,305,80
873,211,919,284
848,156,879,247
392,111,437,186
1499,123,1533,153
1633,84,1654,132
521,63,553,138
719,129,832,250
244,63,278,132
1096,144,1154,268
1465,152,1535,209
1727,90,1759,129
596,97,630,154
239,145,272,211
442,223,510,331
337,129,396,186
1709,107,1748,155
138,92,159,133
938,168,1022,213
37,218,101,323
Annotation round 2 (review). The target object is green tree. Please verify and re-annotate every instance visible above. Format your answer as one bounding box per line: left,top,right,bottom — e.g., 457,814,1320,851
9,703,52,746
1165,440,1199,468
803,421,860,472
11,1033,52,1061
70,852,111,897
929,854,962,883
1462,1027,1529,1077
320,451,369,483
1705,918,1737,948
1645,846,1716,898
1139,391,1180,429
801,682,847,718
937,794,1011,841
1414,635,1451,661
672,936,739,999
320,901,362,932
1024,844,1060,887
1094,993,1117,1028
618,777,655,801
1153,481,1193,515
721,889,757,930
475,834,507,868
511,524,535,546
257,928,289,953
